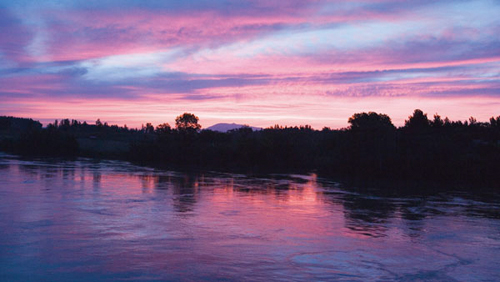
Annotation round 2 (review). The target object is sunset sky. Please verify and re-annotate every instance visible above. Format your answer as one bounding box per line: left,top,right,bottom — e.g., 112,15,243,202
1,0,499,129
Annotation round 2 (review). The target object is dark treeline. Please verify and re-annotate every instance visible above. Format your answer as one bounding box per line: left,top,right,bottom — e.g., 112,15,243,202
1,111,499,187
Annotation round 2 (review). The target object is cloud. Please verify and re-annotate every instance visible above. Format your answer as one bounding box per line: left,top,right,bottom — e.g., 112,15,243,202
78,49,183,81
0,0,499,128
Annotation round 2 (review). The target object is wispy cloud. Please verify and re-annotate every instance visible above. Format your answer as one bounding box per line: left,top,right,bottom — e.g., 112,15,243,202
0,0,499,128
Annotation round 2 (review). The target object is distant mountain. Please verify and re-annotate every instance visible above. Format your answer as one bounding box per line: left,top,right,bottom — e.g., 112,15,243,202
205,123,262,132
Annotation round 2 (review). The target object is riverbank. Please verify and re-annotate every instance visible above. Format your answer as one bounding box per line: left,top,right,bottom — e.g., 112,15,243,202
1,112,499,189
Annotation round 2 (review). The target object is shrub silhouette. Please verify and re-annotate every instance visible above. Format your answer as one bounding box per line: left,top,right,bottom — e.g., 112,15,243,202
1,110,499,187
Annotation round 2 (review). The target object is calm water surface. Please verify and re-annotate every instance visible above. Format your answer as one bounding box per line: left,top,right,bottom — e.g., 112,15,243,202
0,153,499,281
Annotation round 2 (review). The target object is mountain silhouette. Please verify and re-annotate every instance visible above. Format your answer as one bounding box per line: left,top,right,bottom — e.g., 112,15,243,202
206,123,261,132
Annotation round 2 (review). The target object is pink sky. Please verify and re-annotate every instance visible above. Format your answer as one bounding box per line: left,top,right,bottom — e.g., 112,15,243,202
1,0,499,129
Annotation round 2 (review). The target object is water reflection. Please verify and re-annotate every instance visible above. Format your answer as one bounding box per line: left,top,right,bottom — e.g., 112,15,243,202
0,154,499,281
341,194,396,238
170,174,199,213
93,171,101,190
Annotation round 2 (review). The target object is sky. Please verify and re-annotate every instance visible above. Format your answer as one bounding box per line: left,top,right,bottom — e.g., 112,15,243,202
0,0,499,129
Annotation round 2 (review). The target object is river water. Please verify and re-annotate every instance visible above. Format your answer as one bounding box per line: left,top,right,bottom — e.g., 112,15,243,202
0,153,499,281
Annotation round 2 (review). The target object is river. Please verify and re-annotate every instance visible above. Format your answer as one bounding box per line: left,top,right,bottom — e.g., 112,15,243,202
0,153,499,281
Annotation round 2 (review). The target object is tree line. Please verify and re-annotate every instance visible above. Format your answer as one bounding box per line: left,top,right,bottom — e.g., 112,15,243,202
1,111,499,187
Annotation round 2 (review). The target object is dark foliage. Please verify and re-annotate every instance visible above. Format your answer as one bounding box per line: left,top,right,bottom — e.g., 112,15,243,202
175,113,201,131
1,111,499,187
0,117,77,156
0,116,42,132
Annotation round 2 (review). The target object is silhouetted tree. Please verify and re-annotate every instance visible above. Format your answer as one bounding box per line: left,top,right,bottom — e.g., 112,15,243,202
405,109,430,131
0,116,42,131
348,112,395,132
142,123,155,134
175,113,201,131
2,110,500,187
344,112,397,177
490,116,500,128
431,114,444,128
156,123,171,134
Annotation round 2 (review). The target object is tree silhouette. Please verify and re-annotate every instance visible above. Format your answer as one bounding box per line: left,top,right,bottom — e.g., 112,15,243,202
175,113,201,131
2,110,500,187
431,114,444,128
405,109,430,131
155,123,171,134
348,112,395,132
142,123,154,134
490,116,500,128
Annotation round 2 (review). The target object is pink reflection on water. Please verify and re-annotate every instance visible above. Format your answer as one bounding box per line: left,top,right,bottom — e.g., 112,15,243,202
0,157,499,281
